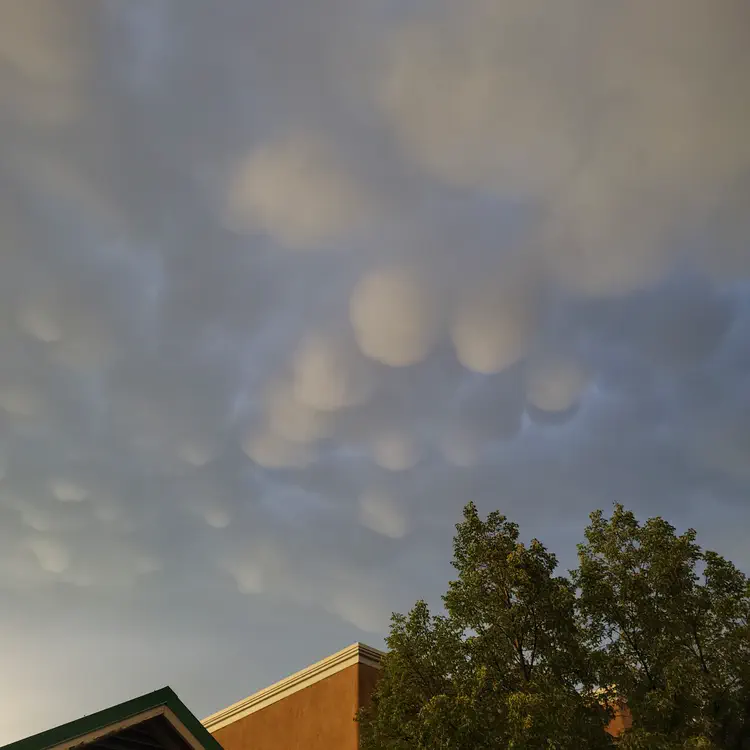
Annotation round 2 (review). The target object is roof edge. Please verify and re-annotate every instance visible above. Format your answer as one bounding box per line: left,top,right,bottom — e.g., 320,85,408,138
202,642,385,732
1,688,222,750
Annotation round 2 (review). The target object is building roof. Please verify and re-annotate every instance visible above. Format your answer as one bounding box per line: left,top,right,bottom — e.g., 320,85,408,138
202,642,384,733
1,687,223,750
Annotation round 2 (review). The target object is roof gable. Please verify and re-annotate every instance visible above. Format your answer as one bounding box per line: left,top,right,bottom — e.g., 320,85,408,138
1,688,222,750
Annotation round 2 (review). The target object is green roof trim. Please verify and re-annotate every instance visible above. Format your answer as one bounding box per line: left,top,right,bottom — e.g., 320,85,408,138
1,687,223,750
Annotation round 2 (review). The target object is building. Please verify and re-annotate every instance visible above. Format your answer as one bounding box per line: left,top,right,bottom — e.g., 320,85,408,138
0,687,222,750
203,643,383,750
0,644,382,750
2,641,630,750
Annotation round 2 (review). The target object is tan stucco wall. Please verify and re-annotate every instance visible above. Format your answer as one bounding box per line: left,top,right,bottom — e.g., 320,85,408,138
211,663,365,750
605,700,633,737
357,662,381,714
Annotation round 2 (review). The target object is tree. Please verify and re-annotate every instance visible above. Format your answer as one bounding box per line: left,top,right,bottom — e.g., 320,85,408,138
359,503,614,749
359,503,750,749
574,505,750,750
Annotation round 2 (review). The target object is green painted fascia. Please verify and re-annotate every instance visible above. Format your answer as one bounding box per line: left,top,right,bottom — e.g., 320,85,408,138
162,688,224,750
1,687,223,750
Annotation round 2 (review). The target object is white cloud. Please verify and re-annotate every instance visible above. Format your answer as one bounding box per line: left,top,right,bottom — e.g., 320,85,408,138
371,430,420,472
525,355,588,413
450,277,538,374
231,563,265,595
292,331,374,411
379,0,750,297
350,268,441,367
225,132,372,249
27,535,70,574
49,479,89,503
379,2,586,197
0,0,90,86
203,507,231,529
241,430,314,469
266,380,332,444
359,489,409,539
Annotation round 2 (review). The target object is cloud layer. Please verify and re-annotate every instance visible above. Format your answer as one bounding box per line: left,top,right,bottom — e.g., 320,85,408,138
1,0,749,742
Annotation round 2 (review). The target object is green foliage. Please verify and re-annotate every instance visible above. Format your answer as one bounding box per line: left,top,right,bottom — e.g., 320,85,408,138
358,503,750,749
359,503,613,749
574,505,750,749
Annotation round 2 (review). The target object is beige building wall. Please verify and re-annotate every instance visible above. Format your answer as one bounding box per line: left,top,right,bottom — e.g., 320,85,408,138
203,643,383,750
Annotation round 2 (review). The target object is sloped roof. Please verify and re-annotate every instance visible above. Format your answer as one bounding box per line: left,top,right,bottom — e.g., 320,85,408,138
1,688,222,750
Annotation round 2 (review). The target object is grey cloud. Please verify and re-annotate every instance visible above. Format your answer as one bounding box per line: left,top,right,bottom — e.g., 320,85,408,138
1,0,750,743
378,0,750,296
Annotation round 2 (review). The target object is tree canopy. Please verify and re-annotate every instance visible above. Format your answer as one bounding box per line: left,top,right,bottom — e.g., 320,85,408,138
358,504,750,749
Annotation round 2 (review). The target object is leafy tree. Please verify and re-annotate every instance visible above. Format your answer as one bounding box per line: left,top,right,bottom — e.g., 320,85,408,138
574,505,750,750
359,503,614,749
359,503,750,749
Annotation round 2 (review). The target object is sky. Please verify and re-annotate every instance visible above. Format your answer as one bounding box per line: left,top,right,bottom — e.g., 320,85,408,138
1,0,750,742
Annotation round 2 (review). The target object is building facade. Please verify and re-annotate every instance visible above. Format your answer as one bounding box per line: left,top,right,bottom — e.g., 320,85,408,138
203,643,383,750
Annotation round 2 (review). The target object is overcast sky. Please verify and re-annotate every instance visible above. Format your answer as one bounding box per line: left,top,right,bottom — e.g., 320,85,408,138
2,0,750,742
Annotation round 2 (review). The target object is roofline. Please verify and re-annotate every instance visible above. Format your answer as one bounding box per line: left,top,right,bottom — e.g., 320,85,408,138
202,642,385,732
1,688,223,750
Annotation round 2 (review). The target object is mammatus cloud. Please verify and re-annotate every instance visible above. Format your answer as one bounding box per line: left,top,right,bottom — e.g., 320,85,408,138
525,354,588,414
379,0,750,296
266,380,333,444
241,430,315,470
370,430,421,472
450,275,539,374
350,267,441,367
1,0,750,743
292,330,374,411
0,0,93,85
0,0,96,126
379,2,585,198
224,132,373,249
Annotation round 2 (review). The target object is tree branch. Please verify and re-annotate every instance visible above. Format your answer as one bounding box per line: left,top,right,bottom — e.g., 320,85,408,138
691,621,710,675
